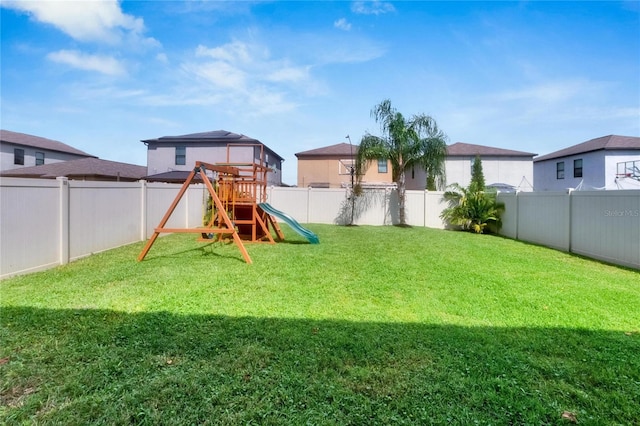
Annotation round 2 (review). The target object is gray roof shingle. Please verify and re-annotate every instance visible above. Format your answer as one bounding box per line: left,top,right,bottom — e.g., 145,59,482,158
296,142,536,158
295,143,357,157
534,135,640,162
0,129,95,157
142,130,259,143
0,157,147,181
446,142,536,157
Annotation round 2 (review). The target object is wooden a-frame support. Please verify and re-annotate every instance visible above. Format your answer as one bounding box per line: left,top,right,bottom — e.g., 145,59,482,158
137,162,252,264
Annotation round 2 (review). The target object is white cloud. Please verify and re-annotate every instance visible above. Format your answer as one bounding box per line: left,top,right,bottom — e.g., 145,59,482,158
351,1,395,15
266,65,311,83
334,18,352,31
195,41,259,64
47,50,126,76
171,40,315,114
183,60,248,90
493,80,600,103
3,0,157,46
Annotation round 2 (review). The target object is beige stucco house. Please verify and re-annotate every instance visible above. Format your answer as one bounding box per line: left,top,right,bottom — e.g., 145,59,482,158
295,143,392,188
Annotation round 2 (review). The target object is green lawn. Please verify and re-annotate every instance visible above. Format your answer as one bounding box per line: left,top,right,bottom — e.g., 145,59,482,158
1,224,639,425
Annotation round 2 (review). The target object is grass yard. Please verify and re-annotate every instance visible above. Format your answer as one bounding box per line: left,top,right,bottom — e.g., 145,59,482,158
1,224,639,425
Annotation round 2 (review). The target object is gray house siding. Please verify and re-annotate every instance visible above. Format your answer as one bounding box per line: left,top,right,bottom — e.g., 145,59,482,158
534,149,640,191
405,142,536,191
143,131,284,186
1,130,95,172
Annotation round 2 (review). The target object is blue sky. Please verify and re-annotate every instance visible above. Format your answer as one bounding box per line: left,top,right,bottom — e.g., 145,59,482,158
2,1,639,185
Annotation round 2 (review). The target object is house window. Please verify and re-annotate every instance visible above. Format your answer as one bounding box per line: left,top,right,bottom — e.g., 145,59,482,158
175,146,186,165
378,159,388,174
339,159,355,175
573,159,583,178
14,148,24,165
36,151,45,166
556,161,565,179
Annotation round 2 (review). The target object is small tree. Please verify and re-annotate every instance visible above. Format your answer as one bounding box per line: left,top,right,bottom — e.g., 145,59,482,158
440,157,504,234
470,155,485,192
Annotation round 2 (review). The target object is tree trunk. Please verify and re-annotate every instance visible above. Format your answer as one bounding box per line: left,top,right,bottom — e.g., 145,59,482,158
397,169,406,225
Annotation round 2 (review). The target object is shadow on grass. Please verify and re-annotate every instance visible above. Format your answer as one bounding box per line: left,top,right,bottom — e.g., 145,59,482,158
492,233,640,273
141,240,250,263
2,307,638,425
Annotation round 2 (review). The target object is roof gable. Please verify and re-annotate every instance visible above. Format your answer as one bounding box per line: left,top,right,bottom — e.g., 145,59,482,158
446,142,536,157
534,135,640,162
0,129,95,157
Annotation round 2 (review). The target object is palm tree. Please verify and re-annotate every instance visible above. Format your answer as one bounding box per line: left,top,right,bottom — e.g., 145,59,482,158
440,183,504,233
356,99,448,225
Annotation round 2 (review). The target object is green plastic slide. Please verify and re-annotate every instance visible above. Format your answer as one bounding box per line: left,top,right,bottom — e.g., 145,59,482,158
258,203,320,244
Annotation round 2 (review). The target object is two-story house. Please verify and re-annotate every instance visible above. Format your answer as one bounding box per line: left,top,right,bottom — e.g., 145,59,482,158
1,129,95,172
142,130,284,186
414,142,537,191
533,135,640,191
1,130,148,181
297,141,536,191
295,143,392,188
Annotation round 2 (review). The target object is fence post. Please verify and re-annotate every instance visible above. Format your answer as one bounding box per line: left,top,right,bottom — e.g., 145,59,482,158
57,177,70,265
424,190,428,228
185,183,190,228
515,191,520,240
567,188,573,253
140,180,147,241
307,187,311,223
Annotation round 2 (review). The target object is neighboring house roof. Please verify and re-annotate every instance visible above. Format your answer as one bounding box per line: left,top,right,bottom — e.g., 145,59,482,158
534,135,640,162
297,142,536,159
447,142,536,157
295,143,357,157
142,130,284,161
0,157,147,181
143,171,207,183
0,129,96,157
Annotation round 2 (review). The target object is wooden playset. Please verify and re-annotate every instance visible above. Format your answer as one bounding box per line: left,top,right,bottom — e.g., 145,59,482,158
137,144,284,264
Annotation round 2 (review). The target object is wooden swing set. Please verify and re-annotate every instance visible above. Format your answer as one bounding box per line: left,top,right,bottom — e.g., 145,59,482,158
137,145,284,264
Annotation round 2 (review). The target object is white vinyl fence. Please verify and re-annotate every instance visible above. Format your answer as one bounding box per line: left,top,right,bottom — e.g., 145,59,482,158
1,177,638,279
1,178,205,278
497,190,639,270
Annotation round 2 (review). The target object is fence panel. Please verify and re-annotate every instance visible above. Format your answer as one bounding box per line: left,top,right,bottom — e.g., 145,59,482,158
497,193,518,239
308,188,349,224
516,192,570,251
353,189,394,225
186,184,207,228
145,183,190,237
405,190,425,227
267,187,310,223
69,181,142,260
424,191,447,229
570,191,639,269
0,178,60,277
